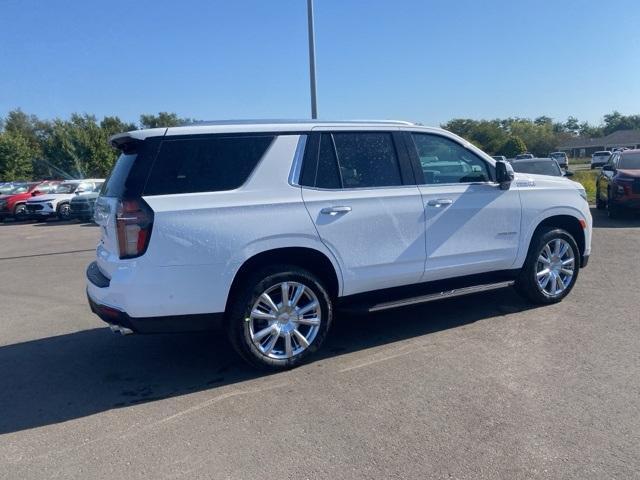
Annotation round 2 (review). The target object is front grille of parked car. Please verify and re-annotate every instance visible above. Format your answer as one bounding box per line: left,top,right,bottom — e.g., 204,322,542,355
633,180,640,194
27,204,44,211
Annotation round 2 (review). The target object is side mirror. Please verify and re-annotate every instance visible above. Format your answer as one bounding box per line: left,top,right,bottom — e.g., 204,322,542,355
564,170,574,177
495,161,515,190
31,190,41,196
602,165,614,172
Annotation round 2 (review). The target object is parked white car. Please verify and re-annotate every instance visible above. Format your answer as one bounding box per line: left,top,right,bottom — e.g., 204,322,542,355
591,151,611,169
26,179,104,220
549,151,569,169
87,120,592,370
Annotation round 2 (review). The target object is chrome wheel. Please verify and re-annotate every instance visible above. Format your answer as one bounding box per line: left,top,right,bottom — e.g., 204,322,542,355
248,282,321,360
536,238,575,297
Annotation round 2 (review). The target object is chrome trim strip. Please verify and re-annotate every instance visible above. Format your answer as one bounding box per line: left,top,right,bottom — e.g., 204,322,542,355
368,281,515,312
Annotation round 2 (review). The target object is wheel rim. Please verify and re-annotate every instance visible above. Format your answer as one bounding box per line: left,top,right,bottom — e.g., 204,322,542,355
60,205,70,218
536,238,575,298
248,281,321,360
15,205,26,217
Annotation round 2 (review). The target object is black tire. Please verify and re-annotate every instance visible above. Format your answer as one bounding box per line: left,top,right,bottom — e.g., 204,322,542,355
607,189,622,219
13,203,27,219
515,227,580,305
57,203,71,221
226,265,333,370
595,187,606,209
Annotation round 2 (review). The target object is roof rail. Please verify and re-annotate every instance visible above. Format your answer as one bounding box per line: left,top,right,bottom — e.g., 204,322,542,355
179,119,416,127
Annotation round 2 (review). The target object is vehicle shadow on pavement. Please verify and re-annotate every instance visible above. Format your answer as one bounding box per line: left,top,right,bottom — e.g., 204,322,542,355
591,207,640,228
0,289,536,435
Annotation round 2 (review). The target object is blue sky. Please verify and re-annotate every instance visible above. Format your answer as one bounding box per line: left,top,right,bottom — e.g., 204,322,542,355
1,0,639,126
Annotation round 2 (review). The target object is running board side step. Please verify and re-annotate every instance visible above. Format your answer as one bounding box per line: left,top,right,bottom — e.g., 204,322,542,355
367,280,515,313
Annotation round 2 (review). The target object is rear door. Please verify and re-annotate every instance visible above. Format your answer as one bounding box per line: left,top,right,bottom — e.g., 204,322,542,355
405,131,522,281
300,130,426,295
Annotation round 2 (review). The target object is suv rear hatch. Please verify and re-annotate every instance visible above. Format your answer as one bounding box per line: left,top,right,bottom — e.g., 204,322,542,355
94,132,164,278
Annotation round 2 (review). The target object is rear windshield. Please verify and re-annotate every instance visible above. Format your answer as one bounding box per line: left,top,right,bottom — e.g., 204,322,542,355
550,152,566,158
143,135,274,196
101,153,136,198
619,153,640,169
512,160,562,176
593,152,611,157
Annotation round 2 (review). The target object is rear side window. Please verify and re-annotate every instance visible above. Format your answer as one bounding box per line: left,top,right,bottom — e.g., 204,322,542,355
315,134,341,189
333,133,402,188
144,135,273,196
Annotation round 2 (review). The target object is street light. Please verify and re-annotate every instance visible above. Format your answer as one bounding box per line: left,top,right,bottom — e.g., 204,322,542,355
307,0,318,119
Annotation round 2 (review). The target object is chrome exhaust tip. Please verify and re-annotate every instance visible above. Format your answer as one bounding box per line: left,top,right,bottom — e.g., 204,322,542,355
108,324,134,336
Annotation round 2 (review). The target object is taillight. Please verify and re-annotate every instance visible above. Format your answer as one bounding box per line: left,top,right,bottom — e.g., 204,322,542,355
116,198,153,259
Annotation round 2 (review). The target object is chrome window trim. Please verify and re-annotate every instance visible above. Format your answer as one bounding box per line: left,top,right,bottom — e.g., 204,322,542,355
288,134,308,187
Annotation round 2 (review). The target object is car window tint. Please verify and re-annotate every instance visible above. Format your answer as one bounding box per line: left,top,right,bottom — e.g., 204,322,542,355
331,133,402,188
144,135,274,196
410,133,490,185
315,133,342,188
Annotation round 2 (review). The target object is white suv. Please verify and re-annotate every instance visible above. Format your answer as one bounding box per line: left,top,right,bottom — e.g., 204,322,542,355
26,179,104,220
87,120,592,370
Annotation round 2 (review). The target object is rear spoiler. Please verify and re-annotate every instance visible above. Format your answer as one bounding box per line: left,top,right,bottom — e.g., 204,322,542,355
109,128,167,152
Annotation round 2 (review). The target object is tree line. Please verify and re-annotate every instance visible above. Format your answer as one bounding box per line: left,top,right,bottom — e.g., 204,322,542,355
0,110,191,181
1,109,640,181
442,112,640,158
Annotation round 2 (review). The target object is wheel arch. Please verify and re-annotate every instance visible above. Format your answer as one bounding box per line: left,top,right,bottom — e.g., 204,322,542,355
225,246,342,312
528,214,586,263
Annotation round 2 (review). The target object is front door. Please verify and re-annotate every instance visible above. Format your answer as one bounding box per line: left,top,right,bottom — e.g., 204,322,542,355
406,132,522,281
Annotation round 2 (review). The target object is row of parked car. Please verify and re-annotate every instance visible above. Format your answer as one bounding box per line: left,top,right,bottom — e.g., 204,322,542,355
491,153,573,178
0,179,104,223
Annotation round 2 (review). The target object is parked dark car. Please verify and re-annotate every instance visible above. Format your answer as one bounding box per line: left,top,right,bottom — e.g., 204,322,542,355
69,181,104,222
596,149,640,217
511,158,572,177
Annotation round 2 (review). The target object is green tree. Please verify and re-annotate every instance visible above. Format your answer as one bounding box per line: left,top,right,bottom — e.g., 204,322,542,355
498,136,527,158
139,112,191,129
0,132,34,180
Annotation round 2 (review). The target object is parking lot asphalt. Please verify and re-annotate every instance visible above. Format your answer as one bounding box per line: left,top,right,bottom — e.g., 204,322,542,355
1,210,639,480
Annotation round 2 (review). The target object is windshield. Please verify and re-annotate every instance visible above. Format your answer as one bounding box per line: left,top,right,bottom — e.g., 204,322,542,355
512,160,562,176
0,184,29,195
52,183,79,194
619,153,640,169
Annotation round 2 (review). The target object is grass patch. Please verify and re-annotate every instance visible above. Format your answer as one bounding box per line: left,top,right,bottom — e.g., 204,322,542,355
571,157,591,165
571,170,598,203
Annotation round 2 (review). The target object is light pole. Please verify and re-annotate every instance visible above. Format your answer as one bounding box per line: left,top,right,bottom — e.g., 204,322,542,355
307,0,318,119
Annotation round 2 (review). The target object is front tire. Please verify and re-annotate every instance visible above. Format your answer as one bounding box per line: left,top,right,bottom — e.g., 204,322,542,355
227,265,333,370
515,227,580,304
13,203,27,220
595,187,606,209
57,203,71,221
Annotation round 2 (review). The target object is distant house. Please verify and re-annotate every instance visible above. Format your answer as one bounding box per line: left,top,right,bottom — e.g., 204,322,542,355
557,129,640,157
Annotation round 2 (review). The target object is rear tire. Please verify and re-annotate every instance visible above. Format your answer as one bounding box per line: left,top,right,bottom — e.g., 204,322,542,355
226,265,333,370
515,227,580,305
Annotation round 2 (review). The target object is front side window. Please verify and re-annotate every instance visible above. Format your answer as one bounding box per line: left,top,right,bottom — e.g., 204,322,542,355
144,135,274,196
411,133,491,185
619,153,640,169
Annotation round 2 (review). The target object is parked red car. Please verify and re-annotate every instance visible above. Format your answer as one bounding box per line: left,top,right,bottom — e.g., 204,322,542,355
0,181,61,222
596,149,640,218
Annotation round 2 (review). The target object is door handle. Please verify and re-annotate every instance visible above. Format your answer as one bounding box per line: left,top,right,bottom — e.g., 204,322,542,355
320,206,352,215
427,198,453,207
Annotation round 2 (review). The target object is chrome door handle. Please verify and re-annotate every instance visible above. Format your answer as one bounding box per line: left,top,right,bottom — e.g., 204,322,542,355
427,198,453,207
320,206,352,215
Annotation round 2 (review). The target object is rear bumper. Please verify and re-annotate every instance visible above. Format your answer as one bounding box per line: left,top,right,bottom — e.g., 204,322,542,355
86,261,224,333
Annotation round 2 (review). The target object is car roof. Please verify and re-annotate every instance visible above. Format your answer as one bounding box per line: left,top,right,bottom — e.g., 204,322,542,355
512,158,555,162
620,148,640,155
109,119,451,146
